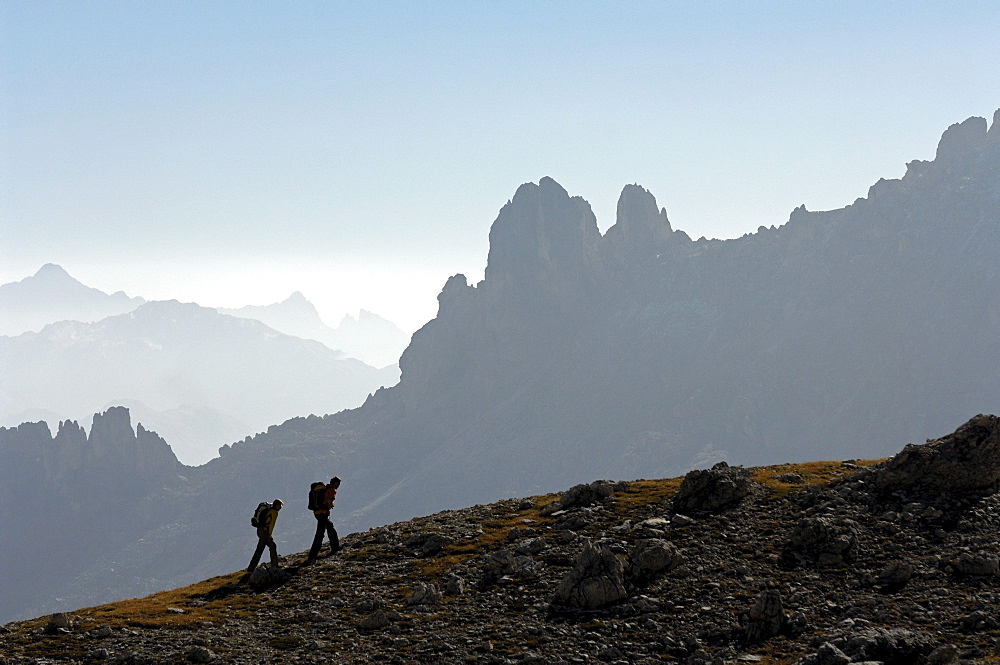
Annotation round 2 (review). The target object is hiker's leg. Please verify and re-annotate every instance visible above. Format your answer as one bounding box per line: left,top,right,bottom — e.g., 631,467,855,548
308,515,325,559
267,537,279,566
329,522,340,553
248,537,266,572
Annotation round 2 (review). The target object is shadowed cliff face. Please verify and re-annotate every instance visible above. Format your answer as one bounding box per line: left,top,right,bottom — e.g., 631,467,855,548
0,407,184,620
382,109,1000,521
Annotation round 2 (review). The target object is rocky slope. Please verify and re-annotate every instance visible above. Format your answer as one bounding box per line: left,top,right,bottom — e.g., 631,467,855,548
4,415,1000,665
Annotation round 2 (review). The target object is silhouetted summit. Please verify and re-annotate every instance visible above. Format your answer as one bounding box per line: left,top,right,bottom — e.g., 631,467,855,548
0,263,144,335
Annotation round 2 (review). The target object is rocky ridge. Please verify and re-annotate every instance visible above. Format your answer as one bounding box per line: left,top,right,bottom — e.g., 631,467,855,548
4,415,1000,664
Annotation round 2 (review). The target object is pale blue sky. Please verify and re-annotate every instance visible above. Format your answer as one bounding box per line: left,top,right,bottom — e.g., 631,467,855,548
2,2,998,332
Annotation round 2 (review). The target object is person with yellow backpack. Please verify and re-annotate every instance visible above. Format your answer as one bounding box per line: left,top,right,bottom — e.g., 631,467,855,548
305,477,341,563
246,498,283,573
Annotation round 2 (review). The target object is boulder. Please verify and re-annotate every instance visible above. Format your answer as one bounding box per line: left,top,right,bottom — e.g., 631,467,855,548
404,532,452,556
358,609,393,631
44,612,73,634
745,589,787,643
246,563,291,589
671,462,753,515
552,540,628,610
480,549,539,585
541,480,624,515
951,552,1000,578
406,582,442,606
628,538,684,584
840,627,936,665
187,646,215,663
784,517,861,568
877,560,915,591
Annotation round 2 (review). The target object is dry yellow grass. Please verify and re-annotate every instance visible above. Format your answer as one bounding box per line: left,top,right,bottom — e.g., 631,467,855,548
752,459,884,499
69,571,250,631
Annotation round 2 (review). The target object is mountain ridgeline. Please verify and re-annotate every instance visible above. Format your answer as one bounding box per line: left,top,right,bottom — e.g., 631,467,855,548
1,110,999,624
0,298,399,465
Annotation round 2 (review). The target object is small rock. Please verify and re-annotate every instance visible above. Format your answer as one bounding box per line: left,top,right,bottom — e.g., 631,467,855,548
406,582,442,606
359,608,392,631
188,646,215,663
877,560,915,590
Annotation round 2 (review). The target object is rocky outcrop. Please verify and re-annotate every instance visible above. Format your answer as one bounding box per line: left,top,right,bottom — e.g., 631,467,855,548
601,184,675,268
874,414,1000,494
541,479,625,515
0,407,180,492
671,462,754,515
552,539,628,610
485,176,605,306
783,517,861,568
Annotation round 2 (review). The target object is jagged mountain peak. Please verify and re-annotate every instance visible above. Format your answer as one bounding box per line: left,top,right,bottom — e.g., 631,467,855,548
935,113,991,163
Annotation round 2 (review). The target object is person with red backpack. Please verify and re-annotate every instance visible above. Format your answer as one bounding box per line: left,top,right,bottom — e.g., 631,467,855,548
305,476,341,563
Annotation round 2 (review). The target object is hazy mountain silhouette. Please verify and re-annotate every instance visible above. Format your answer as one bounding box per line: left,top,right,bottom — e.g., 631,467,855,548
0,300,398,464
1,110,998,624
219,293,409,368
0,263,145,336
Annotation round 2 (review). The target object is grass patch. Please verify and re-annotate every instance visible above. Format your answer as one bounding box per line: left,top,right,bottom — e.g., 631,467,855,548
71,571,251,631
752,459,883,500
412,495,559,581
610,477,683,516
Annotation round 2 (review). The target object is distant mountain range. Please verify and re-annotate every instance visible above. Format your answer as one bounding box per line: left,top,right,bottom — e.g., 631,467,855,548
0,266,407,463
219,294,408,369
0,299,398,464
0,263,146,335
0,264,409,368
1,109,998,624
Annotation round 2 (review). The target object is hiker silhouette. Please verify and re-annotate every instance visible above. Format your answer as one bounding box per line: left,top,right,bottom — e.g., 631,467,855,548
247,498,283,572
306,477,341,562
